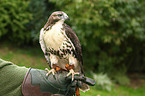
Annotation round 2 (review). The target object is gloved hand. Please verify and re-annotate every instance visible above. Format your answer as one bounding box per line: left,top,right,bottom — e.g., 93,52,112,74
22,68,95,96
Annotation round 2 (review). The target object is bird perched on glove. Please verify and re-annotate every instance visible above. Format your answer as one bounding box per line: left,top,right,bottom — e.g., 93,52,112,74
39,11,89,93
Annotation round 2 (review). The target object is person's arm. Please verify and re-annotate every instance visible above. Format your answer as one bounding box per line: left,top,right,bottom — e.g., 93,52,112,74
0,58,95,96
0,58,28,96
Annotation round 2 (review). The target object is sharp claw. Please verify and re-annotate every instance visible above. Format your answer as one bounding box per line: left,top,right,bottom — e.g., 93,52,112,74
45,68,49,71
67,69,80,81
46,73,49,76
67,72,71,77
45,68,49,76
45,68,56,76
72,73,74,81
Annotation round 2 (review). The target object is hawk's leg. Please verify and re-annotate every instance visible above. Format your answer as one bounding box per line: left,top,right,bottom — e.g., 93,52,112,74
45,54,61,76
65,55,80,81
45,68,56,76
45,64,62,76
65,64,79,81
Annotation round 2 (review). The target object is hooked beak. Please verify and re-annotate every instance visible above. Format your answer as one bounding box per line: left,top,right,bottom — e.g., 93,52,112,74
66,17,70,20
63,12,70,20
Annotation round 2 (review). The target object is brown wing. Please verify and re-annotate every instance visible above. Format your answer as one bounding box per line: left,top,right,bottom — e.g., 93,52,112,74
64,23,84,74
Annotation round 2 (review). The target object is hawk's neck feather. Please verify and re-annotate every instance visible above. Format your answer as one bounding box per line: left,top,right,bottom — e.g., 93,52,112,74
43,21,65,50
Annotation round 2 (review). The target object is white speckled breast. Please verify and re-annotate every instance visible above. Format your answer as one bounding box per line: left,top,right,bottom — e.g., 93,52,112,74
43,21,65,50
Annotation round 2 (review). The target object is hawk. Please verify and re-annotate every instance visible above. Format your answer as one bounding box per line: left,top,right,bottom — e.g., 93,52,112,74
39,11,89,92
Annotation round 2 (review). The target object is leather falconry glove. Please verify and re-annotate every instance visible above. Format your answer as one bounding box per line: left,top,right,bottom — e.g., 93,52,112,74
22,68,95,96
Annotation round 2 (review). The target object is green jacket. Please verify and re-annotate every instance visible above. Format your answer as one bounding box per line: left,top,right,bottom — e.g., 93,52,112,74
0,59,28,96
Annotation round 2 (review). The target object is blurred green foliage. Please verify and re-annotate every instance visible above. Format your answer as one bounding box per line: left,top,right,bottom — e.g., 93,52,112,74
27,0,56,42
0,0,32,44
92,72,112,91
113,72,130,85
0,0,145,76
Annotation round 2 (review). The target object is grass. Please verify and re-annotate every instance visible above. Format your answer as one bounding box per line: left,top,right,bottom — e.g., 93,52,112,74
0,43,48,69
80,84,145,96
0,43,145,96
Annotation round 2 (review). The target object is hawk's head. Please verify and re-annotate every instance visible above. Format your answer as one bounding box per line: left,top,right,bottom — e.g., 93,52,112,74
44,11,69,29
50,11,69,22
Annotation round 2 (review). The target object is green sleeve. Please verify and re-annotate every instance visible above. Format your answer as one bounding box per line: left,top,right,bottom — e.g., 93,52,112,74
0,59,28,96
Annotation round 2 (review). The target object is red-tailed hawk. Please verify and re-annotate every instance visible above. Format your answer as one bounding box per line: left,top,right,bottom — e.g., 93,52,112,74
39,11,89,92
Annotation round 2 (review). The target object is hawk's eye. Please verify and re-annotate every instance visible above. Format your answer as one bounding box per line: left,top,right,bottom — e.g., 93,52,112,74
58,14,62,16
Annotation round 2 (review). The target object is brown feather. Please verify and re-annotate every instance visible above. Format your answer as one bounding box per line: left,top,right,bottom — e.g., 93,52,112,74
64,23,84,74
